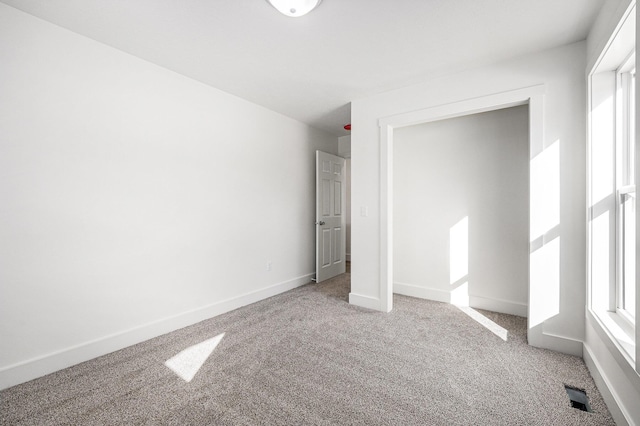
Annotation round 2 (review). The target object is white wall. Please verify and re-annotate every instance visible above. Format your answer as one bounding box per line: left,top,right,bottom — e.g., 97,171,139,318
351,41,587,356
582,1,640,424
338,135,351,261
338,135,351,158
0,4,336,389
393,106,529,316
345,158,351,262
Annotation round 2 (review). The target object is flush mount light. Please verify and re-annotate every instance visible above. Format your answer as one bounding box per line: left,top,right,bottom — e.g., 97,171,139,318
266,0,322,17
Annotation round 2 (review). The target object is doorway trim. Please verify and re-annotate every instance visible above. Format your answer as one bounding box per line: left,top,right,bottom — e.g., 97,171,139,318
377,84,545,313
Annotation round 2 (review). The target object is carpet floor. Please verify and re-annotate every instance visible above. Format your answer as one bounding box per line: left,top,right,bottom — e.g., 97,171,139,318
1,273,615,425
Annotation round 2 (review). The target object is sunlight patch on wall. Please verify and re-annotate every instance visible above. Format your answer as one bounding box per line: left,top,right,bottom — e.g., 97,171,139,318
529,140,561,329
449,216,469,285
590,90,615,205
165,333,225,382
530,238,560,328
590,212,611,311
530,140,560,241
451,281,469,306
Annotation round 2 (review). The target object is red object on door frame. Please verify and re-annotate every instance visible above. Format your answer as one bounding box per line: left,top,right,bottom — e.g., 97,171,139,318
344,124,351,131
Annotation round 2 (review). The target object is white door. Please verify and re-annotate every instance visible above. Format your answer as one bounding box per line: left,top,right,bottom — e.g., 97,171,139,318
316,151,346,282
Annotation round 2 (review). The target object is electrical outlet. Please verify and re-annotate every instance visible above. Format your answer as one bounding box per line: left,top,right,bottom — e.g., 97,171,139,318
266,261,272,272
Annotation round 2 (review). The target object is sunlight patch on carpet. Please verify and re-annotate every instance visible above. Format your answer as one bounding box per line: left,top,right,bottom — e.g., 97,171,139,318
455,306,508,341
165,333,225,382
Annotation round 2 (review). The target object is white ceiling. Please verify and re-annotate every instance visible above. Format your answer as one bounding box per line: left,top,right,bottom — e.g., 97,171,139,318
1,0,605,136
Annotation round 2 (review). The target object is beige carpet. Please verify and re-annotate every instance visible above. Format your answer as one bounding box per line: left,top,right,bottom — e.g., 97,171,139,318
1,273,614,425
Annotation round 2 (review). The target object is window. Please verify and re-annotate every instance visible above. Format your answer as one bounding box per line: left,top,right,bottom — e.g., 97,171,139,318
587,2,636,367
616,55,636,324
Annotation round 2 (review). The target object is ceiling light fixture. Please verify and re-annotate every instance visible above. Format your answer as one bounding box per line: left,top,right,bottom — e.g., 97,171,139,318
266,0,322,17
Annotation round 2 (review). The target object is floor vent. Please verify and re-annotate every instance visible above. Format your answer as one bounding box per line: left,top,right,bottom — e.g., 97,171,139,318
564,385,591,412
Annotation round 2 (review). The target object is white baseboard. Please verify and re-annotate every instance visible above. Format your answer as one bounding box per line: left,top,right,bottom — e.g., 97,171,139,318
469,294,527,317
531,330,584,357
393,282,450,304
0,274,313,390
393,282,527,317
348,292,380,311
583,343,633,426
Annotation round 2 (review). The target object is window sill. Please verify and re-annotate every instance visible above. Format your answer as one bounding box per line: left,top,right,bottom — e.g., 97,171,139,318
589,308,636,366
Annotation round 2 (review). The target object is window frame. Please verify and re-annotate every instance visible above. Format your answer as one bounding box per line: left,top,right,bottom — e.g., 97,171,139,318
615,52,636,326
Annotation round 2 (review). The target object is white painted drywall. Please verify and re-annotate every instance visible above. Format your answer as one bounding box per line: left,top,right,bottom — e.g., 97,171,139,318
0,4,336,389
346,158,352,262
351,41,587,355
338,135,352,158
393,106,529,316
338,135,351,261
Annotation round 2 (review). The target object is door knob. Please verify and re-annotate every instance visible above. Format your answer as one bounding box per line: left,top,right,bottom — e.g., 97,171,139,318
316,221,325,225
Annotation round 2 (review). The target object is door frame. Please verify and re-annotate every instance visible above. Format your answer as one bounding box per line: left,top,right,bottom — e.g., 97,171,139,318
377,85,545,313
